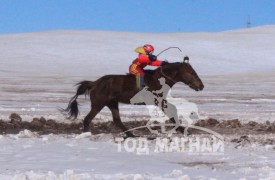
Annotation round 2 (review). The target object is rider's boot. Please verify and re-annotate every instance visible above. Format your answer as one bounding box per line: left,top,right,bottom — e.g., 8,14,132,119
137,75,145,90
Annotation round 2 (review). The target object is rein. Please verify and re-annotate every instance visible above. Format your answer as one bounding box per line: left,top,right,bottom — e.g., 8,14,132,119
160,66,177,84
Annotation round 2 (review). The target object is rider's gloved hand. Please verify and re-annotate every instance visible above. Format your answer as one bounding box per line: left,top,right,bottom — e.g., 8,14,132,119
161,61,169,66
149,54,157,61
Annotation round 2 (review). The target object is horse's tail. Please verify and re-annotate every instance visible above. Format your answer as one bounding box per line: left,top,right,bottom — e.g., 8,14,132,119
63,81,95,119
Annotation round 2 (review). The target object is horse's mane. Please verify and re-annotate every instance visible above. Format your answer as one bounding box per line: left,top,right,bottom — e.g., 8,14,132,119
127,62,182,76
155,62,182,72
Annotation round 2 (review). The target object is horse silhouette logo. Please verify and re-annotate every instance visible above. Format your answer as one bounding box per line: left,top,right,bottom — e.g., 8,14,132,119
130,77,201,135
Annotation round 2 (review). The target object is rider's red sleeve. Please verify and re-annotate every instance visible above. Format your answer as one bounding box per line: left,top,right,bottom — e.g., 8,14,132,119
150,60,163,66
138,54,163,66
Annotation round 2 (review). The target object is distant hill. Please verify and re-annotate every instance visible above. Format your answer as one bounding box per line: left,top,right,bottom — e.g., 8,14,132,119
1,25,275,77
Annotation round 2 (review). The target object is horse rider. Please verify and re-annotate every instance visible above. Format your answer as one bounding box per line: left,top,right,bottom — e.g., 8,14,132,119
129,44,169,90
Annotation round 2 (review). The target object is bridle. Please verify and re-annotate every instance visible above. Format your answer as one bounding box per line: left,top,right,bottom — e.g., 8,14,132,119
160,60,189,84
160,66,177,84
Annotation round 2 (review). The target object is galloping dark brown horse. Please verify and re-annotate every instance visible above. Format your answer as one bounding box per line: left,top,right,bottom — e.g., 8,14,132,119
64,57,204,137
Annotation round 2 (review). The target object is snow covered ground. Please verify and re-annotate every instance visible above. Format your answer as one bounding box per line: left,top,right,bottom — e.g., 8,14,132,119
0,131,275,179
0,26,275,179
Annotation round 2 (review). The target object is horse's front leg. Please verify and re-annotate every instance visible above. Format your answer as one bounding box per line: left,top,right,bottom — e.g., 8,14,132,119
162,102,186,134
107,101,135,137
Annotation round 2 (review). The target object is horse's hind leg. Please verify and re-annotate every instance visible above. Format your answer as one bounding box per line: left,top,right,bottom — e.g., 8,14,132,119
107,101,135,137
83,105,104,132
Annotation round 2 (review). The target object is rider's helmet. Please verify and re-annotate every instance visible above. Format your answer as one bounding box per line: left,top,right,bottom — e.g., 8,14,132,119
143,44,154,55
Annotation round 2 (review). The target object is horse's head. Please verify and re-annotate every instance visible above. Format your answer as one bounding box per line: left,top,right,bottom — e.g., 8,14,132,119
179,57,204,91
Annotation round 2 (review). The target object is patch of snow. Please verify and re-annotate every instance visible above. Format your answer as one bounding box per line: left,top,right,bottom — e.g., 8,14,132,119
75,132,92,139
0,132,274,179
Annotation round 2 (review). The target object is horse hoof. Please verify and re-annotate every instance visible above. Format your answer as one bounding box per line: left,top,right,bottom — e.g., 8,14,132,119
176,126,185,134
184,129,192,136
83,128,90,132
126,132,136,138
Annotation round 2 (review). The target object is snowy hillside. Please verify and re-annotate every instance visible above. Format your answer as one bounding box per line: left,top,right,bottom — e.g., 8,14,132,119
1,25,275,78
